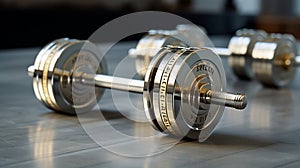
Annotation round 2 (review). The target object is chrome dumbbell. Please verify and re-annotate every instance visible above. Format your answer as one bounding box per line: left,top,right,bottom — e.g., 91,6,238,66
226,29,268,80
227,31,299,87
129,24,211,78
249,33,298,87
129,26,266,79
130,26,300,87
28,38,247,140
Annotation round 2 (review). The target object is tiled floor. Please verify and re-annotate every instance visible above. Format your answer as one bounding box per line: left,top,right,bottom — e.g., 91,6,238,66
0,40,300,168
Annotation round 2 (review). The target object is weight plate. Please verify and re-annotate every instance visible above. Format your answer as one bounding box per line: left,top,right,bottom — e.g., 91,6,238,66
228,29,267,80
144,46,226,140
252,34,297,87
32,39,107,114
134,33,187,78
33,39,71,111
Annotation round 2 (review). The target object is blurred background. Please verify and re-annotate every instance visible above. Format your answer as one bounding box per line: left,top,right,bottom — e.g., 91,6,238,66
1,0,300,49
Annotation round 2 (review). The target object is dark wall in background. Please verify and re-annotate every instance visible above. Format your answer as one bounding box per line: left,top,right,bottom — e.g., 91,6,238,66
0,8,255,49
2,0,300,49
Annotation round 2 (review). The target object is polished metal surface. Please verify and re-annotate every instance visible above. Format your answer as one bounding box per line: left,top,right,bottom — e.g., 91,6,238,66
296,56,300,66
132,27,299,88
252,34,297,87
129,24,210,78
129,31,187,78
28,66,145,93
28,40,246,139
143,46,228,140
204,90,247,110
31,38,107,114
131,27,266,80
93,74,145,93
222,29,267,80
1,40,300,167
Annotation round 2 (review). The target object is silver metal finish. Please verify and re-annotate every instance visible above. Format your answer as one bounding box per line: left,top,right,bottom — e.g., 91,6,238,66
130,24,209,78
132,27,300,88
142,46,245,140
131,28,269,80
129,32,187,78
220,32,299,87
28,66,144,93
208,47,232,56
28,40,247,139
202,47,300,68
31,38,107,114
203,90,247,109
3,41,300,167
228,29,268,80
295,56,300,66
252,34,297,87
93,74,144,93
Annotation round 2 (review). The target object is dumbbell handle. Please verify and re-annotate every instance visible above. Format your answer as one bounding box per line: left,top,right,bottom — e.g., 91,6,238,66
92,73,144,93
207,47,232,57
295,57,300,67
131,47,300,67
28,65,247,109
208,47,300,67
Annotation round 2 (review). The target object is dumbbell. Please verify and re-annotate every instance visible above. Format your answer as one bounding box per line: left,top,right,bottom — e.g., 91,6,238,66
228,31,299,87
129,24,211,78
130,26,300,87
27,38,247,140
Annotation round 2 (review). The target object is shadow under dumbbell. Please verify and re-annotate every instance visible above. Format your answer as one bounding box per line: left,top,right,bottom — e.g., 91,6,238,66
39,109,278,146
38,110,128,131
41,111,78,119
203,132,276,147
41,109,127,121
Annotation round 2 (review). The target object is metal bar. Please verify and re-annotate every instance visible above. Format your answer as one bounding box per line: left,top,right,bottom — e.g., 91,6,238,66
203,90,247,110
28,65,145,93
92,74,144,93
205,47,232,57
294,56,300,67
28,65,247,109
